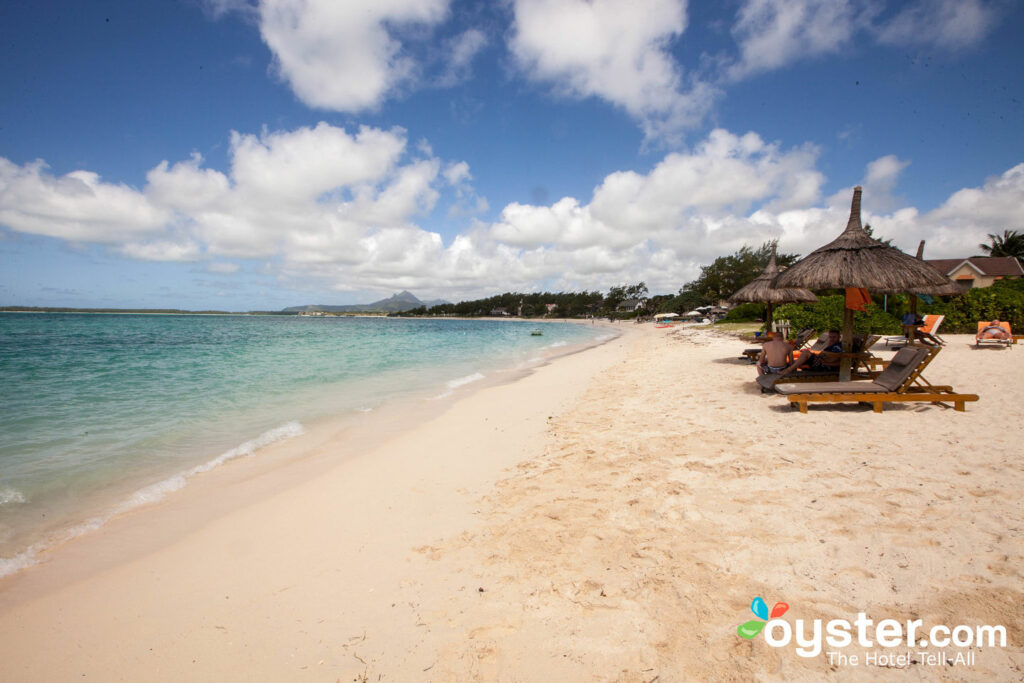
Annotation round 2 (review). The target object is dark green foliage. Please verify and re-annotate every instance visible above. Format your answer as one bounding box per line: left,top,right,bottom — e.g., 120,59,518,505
688,242,800,303
773,295,902,335
659,289,706,314
722,302,764,322
978,229,1024,261
603,282,648,314
927,281,1024,333
413,291,606,318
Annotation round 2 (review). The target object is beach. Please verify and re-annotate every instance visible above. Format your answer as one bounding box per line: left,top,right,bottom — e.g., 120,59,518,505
0,324,1021,680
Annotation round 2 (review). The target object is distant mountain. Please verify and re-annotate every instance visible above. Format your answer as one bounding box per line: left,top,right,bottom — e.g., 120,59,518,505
282,291,448,314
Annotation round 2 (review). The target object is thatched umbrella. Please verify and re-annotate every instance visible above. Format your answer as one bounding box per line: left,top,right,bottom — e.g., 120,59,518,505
773,186,951,380
728,242,817,333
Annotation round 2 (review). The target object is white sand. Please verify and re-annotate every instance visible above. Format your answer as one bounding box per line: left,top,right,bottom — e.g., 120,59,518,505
0,325,1021,681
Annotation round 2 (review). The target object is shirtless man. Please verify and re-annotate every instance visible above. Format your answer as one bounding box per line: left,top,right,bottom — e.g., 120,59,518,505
756,332,794,376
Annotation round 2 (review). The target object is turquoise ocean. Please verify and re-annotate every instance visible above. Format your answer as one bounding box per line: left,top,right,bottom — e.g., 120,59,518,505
0,313,612,576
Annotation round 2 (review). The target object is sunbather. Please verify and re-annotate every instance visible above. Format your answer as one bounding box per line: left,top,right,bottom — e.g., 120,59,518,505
778,329,843,377
756,332,794,376
979,319,1011,340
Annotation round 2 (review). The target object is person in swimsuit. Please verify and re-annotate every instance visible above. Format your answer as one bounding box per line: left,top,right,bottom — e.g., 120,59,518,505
980,319,1010,340
756,331,795,376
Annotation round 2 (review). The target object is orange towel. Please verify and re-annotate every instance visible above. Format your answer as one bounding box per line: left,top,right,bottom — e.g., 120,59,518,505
845,287,870,312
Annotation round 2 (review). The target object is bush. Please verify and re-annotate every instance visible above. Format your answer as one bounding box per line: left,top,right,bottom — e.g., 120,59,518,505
774,295,901,335
930,282,1024,333
722,302,764,322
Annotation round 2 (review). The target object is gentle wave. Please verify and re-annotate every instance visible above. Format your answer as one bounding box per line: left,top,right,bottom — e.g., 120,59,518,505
0,488,26,506
0,421,304,579
448,372,485,389
431,372,486,399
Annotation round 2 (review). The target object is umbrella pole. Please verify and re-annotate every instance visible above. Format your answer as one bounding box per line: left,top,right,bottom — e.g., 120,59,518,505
909,294,919,346
840,306,854,382
765,303,773,334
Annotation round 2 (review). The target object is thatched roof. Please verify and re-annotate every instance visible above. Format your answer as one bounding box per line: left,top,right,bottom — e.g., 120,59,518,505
728,243,818,304
773,187,953,294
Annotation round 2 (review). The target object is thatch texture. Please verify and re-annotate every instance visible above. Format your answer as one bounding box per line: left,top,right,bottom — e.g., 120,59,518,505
728,244,818,304
773,187,952,294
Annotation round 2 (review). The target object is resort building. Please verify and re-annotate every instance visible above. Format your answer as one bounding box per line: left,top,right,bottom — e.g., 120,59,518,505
925,256,1024,289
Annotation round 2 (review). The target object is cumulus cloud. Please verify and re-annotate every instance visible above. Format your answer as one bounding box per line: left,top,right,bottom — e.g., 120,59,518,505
2,125,1021,300
258,0,449,112
0,159,170,243
509,0,716,141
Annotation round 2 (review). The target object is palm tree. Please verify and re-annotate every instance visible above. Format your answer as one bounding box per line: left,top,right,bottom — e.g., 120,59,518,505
979,229,1024,260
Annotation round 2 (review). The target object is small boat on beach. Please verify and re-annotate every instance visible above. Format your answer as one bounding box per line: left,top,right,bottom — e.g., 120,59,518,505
530,329,543,336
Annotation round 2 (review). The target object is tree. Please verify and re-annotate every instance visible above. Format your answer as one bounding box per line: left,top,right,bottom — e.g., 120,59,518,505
979,229,1024,261
686,242,800,304
864,223,894,248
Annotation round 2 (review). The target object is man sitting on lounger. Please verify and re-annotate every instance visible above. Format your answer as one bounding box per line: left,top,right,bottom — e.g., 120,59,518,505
979,318,1011,340
756,332,795,376
777,329,843,377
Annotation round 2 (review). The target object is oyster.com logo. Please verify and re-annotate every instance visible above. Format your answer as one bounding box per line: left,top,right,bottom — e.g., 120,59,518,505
734,595,1007,666
737,596,789,639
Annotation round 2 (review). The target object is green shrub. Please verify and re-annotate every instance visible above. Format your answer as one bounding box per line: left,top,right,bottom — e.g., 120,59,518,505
722,302,764,322
931,282,1024,333
774,295,901,335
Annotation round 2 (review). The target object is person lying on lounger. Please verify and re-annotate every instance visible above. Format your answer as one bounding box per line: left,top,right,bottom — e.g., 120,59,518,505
756,332,795,376
979,319,1011,340
777,329,843,377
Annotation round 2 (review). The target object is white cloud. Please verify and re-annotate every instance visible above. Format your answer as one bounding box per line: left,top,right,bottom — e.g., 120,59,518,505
877,0,997,50
729,0,867,80
229,123,405,202
120,240,202,262
258,0,449,112
436,28,488,87
727,0,998,81
859,154,910,212
2,125,1020,300
0,159,169,243
509,0,716,141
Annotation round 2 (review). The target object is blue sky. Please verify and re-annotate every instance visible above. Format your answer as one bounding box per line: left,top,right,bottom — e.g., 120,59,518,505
1,0,1022,310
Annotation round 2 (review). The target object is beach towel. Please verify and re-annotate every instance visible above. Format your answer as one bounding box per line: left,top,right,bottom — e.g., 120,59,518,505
845,287,870,312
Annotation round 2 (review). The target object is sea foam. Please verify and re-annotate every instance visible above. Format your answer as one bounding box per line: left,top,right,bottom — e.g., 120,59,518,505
0,421,305,579
0,488,26,506
431,372,486,399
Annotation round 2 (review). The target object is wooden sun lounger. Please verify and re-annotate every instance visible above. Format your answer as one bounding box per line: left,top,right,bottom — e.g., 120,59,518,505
885,314,945,348
755,334,882,390
772,346,978,413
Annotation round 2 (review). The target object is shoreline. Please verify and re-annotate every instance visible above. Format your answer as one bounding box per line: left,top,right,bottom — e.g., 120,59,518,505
1,325,1020,680
0,318,620,582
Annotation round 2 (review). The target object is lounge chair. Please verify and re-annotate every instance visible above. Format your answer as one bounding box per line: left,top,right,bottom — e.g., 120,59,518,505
885,314,945,348
975,321,1013,348
741,328,816,364
756,334,882,390
772,346,978,413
